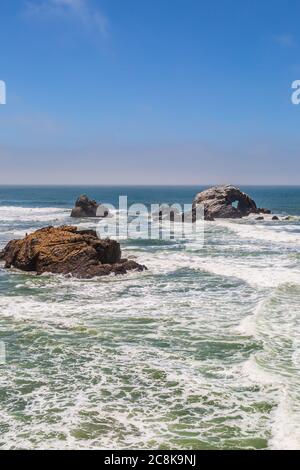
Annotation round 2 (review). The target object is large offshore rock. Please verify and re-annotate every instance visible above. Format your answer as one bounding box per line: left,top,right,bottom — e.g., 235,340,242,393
71,195,109,218
192,185,268,220
0,226,146,279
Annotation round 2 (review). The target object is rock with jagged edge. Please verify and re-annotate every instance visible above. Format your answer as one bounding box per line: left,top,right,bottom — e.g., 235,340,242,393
71,195,109,218
0,226,146,279
192,185,270,220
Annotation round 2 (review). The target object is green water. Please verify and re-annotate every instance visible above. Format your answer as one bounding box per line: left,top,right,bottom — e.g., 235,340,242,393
0,186,300,449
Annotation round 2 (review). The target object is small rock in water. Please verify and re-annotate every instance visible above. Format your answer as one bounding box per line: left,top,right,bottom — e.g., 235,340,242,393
71,194,109,218
257,208,271,214
152,205,183,222
272,216,279,221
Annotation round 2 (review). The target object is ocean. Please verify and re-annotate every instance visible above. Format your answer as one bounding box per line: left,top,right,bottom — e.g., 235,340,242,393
0,185,300,450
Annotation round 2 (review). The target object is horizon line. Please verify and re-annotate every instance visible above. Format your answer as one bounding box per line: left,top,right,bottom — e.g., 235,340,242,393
0,183,299,187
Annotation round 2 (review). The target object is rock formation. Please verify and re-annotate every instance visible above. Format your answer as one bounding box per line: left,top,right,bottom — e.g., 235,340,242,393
152,205,183,222
256,208,271,215
71,195,109,218
0,226,146,279
192,185,270,220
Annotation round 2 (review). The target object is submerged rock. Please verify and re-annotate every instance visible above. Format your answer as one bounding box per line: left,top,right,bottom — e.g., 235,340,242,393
0,226,146,279
193,185,270,220
272,215,279,221
71,195,109,218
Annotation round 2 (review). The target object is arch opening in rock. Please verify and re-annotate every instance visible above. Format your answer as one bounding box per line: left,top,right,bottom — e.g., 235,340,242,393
193,185,261,220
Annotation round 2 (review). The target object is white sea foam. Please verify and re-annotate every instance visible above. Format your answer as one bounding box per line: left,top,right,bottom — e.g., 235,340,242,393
269,389,300,450
1,201,300,449
215,219,300,245
234,299,266,336
138,247,300,288
241,283,300,449
195,258,300,287
0,206,69,222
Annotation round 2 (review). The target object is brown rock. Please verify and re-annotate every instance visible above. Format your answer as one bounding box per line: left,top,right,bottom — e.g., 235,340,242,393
192,185,266,220
1,226,146,279
71,195,109,218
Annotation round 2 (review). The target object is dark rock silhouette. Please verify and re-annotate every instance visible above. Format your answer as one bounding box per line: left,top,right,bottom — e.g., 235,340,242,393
0,226,146,279
256,208,271,215
152,205,183,222
192,185,270,220
71,195,109,218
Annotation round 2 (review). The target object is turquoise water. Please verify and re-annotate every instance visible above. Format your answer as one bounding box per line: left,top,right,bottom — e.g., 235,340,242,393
0,186,300,449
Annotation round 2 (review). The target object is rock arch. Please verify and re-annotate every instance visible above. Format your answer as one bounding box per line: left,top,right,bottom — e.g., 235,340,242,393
193,185,259,219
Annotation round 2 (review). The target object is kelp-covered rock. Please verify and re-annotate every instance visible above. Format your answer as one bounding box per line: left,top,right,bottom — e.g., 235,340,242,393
0,226,146,279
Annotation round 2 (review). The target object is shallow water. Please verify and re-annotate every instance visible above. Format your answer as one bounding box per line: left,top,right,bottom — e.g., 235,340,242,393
0,186,300,449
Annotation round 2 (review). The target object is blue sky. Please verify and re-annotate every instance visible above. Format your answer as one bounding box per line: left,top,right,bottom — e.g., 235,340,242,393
0,0,300,184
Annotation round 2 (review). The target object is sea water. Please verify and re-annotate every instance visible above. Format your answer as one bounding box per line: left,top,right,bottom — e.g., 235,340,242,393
0,185,300,450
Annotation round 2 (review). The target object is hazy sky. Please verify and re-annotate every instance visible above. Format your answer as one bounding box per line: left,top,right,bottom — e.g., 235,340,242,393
0,0,300,184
